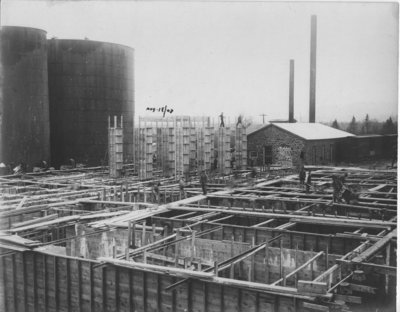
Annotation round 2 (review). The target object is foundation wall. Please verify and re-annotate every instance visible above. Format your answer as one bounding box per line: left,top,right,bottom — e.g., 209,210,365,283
151,216,362,256
0,248,315,312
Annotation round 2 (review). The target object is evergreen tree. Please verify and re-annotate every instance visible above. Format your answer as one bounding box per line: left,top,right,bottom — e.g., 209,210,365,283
362,114,370,134
346,116,357,134
381,117,397,134
331,119,340,129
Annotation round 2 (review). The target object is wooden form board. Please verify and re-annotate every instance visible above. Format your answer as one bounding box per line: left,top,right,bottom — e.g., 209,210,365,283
217,127,232,175
151,215,362,257
108,117,123,179
134,116,248,176
235,124,247,170
138,127,154,179
0,248,324,312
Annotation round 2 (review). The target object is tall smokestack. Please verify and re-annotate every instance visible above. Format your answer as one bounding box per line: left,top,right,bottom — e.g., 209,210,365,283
289,59,294,123
309,15,317,123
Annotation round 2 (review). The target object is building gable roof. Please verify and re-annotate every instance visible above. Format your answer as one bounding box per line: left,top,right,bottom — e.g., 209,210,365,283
272,123,354,140
246,123,271,135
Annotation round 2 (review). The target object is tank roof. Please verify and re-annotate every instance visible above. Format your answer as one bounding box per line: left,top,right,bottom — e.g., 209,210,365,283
48,38,133,50
0,25,47,34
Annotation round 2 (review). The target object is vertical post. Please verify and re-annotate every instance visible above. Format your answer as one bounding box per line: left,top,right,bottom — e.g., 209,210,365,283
250,236,255,282
112,237,116,258
126,221,132,260
295,243,298,287
231,235,234,257
265,241,269,283
325,245,329,271
310,259,314,280
230,263,235,278
114,186,117,201
282,268,286,286
163,225,168,257
142,221,146,246
54,256,59,311
43,254,48,312
190,230,196,262
279,238,283,279
214,261,219,276
385,243,391,296
132,222,136,249
152,224,156,243
175,229,181,263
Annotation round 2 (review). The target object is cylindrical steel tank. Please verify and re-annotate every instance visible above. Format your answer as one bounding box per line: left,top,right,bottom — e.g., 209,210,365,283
0,26,50,170
48,39,134,168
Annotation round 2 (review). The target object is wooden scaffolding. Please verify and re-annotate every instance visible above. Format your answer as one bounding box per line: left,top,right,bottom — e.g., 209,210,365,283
108,115,124,178
135,115,246,179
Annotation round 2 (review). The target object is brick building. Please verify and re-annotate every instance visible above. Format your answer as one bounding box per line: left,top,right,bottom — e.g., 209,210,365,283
247,123,354,168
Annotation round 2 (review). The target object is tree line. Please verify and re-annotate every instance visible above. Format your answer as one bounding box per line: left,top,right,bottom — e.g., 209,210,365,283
330,115,397,135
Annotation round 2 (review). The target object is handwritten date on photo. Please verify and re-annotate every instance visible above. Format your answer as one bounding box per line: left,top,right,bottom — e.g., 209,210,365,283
146,106,174,117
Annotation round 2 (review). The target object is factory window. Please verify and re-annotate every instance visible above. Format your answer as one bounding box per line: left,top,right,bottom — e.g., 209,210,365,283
250,151,257,158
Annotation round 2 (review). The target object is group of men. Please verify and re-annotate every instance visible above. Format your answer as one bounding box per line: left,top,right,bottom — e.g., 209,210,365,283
299,167,357,204
150,170,208,204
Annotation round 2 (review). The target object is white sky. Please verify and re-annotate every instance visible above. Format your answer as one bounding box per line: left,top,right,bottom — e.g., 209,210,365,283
1,0,398,123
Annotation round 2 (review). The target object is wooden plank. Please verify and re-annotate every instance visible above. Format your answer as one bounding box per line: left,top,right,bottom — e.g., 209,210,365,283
157,274,161,312
169,206,396,228
143,271,147,312
171,277,177,312
347,283,376,294
265,242,269,283
297,281,327,294
335,294,362,304
33,252,38,311
1,253,8,312
43,254,48,312
90,263,94,312
129,269,134,312
115,266,120,312
250,219,276,227
302,302,329,311
22,252,28,312
66,258,71,312
11,214,58,229
272,251,324,286
102,267,107,312
204,282,208,312
97,257,215,280
351,229,396,263
12,254,17,312
187,278,192,312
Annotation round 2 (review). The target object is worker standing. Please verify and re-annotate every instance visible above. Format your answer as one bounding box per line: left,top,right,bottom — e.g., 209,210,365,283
179,177,186,199
299,166,306,188
200,171,208,195
332,175,340,203
305,170,312,193
152,181,161,204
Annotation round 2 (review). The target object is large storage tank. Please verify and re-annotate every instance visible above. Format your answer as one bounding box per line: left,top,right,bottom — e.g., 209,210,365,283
0,26,50,170
48,39,134,167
